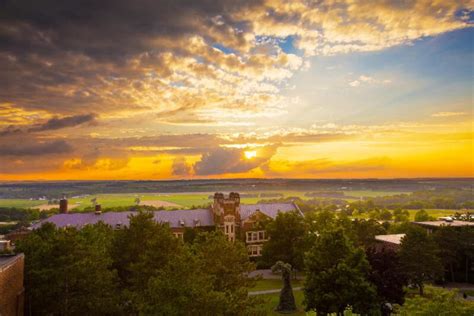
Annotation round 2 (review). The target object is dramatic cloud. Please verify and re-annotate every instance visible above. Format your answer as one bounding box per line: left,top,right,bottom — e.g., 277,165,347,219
0,113,96,136
0,139,72,156
0,0,472,179
0,0,470,123
171,158,192,177
193,146,276,175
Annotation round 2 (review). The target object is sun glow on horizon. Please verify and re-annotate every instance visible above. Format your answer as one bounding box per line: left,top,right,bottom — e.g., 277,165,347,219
244,150,257,160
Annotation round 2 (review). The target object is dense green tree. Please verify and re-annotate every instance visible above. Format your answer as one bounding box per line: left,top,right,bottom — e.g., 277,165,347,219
366,248,407,307
433,226,462,282
414,209,432,222
109,211,181,310
399,228,443,295
379,209,393,221
458,226,474,283
350,219,386,248
304,229,378,316
393,209,409,222
397,286,474,316
138,247,228,315
261,211,308,271
17,222,121,315
192,231,260,314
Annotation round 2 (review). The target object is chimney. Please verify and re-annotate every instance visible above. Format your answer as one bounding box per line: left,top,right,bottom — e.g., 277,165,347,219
95,204,102,215
59,198,68,214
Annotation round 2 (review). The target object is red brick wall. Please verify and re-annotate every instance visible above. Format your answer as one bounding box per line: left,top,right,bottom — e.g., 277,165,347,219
0,254,24,316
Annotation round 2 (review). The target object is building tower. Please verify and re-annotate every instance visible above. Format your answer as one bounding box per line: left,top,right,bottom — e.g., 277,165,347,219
59,198,68,214
211,192,241,242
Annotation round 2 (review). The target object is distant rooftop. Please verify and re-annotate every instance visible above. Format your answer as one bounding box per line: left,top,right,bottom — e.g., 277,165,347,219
414,220,474,228
375,234,406,245
32,209,213,229
240,203,300,220
32,202,300,229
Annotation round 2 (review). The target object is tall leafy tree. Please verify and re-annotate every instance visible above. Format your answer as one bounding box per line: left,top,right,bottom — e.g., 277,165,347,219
399,227,443,295
109,211,181,310
304,229,378,315
193,231,260,314
261,211,308,271
366,248,407,306
17,222,121,315
398,286,474,316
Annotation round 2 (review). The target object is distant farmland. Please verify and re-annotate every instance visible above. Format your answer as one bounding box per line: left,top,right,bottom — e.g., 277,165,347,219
0,190,412,210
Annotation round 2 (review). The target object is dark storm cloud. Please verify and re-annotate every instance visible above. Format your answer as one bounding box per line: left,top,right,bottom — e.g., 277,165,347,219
0,0,260,113
0,113,96,136
29,113,96,132
0,139,73,156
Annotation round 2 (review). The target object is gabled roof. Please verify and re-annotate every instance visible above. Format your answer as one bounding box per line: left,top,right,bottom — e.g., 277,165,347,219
375,234,405,245
240,203,299,221
32,209,213,229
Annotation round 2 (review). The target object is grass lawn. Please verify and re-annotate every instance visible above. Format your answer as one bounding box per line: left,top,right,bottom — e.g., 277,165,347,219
258,290,314,315
250,279,303,292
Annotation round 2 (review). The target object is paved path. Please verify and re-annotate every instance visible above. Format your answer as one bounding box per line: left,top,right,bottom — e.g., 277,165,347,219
249,287,302,296
249,269,304,280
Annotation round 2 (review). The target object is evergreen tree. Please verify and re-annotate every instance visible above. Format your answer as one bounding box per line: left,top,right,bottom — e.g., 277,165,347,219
17,222,121,315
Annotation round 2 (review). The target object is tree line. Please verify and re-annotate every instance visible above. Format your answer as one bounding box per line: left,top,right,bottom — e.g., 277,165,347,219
16,212,262,315
260,211,474,315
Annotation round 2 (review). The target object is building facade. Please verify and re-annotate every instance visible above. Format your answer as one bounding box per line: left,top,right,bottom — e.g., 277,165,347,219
32,192,302,257
0,254,24,316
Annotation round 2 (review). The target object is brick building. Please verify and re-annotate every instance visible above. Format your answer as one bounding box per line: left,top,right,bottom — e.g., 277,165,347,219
33,192,302,257
0,254,24,316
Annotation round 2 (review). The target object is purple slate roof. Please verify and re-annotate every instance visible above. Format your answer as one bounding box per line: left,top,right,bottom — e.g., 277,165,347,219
32,203,301,229
32,209,213,229
240,203,299,220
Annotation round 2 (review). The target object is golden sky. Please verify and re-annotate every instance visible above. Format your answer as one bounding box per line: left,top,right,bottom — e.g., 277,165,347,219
0,0,473,180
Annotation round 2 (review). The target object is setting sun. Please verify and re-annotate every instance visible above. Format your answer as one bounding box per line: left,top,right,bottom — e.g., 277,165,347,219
244,151,257,159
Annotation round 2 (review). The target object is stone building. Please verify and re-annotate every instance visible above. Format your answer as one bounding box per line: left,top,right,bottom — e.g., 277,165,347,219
0,254,24,316
32,192,302,257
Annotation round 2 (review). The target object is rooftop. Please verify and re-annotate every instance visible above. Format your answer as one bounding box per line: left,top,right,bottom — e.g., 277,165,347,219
240,203,300,220
0,253,24,272
375,234,406,245
32,209,213,229
414,220,474,228
32,202,300,229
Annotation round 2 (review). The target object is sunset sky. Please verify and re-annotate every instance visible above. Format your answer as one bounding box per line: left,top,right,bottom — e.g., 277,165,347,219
0,0,473,180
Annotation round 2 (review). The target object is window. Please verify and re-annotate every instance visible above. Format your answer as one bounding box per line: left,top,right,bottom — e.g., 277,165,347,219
226,225,229,234
230,225,234,233
246,230,268,243
173,232,184,240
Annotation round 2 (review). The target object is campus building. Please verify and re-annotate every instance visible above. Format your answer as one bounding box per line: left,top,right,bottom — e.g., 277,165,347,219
32,192,302,257
0,254,24,316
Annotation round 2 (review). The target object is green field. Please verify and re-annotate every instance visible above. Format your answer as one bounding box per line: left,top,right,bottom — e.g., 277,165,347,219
0,190,412,210
350,209,460,221
0,199,45,208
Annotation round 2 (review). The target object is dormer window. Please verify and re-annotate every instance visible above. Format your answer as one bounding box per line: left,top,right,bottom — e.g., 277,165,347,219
179,219,185,226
